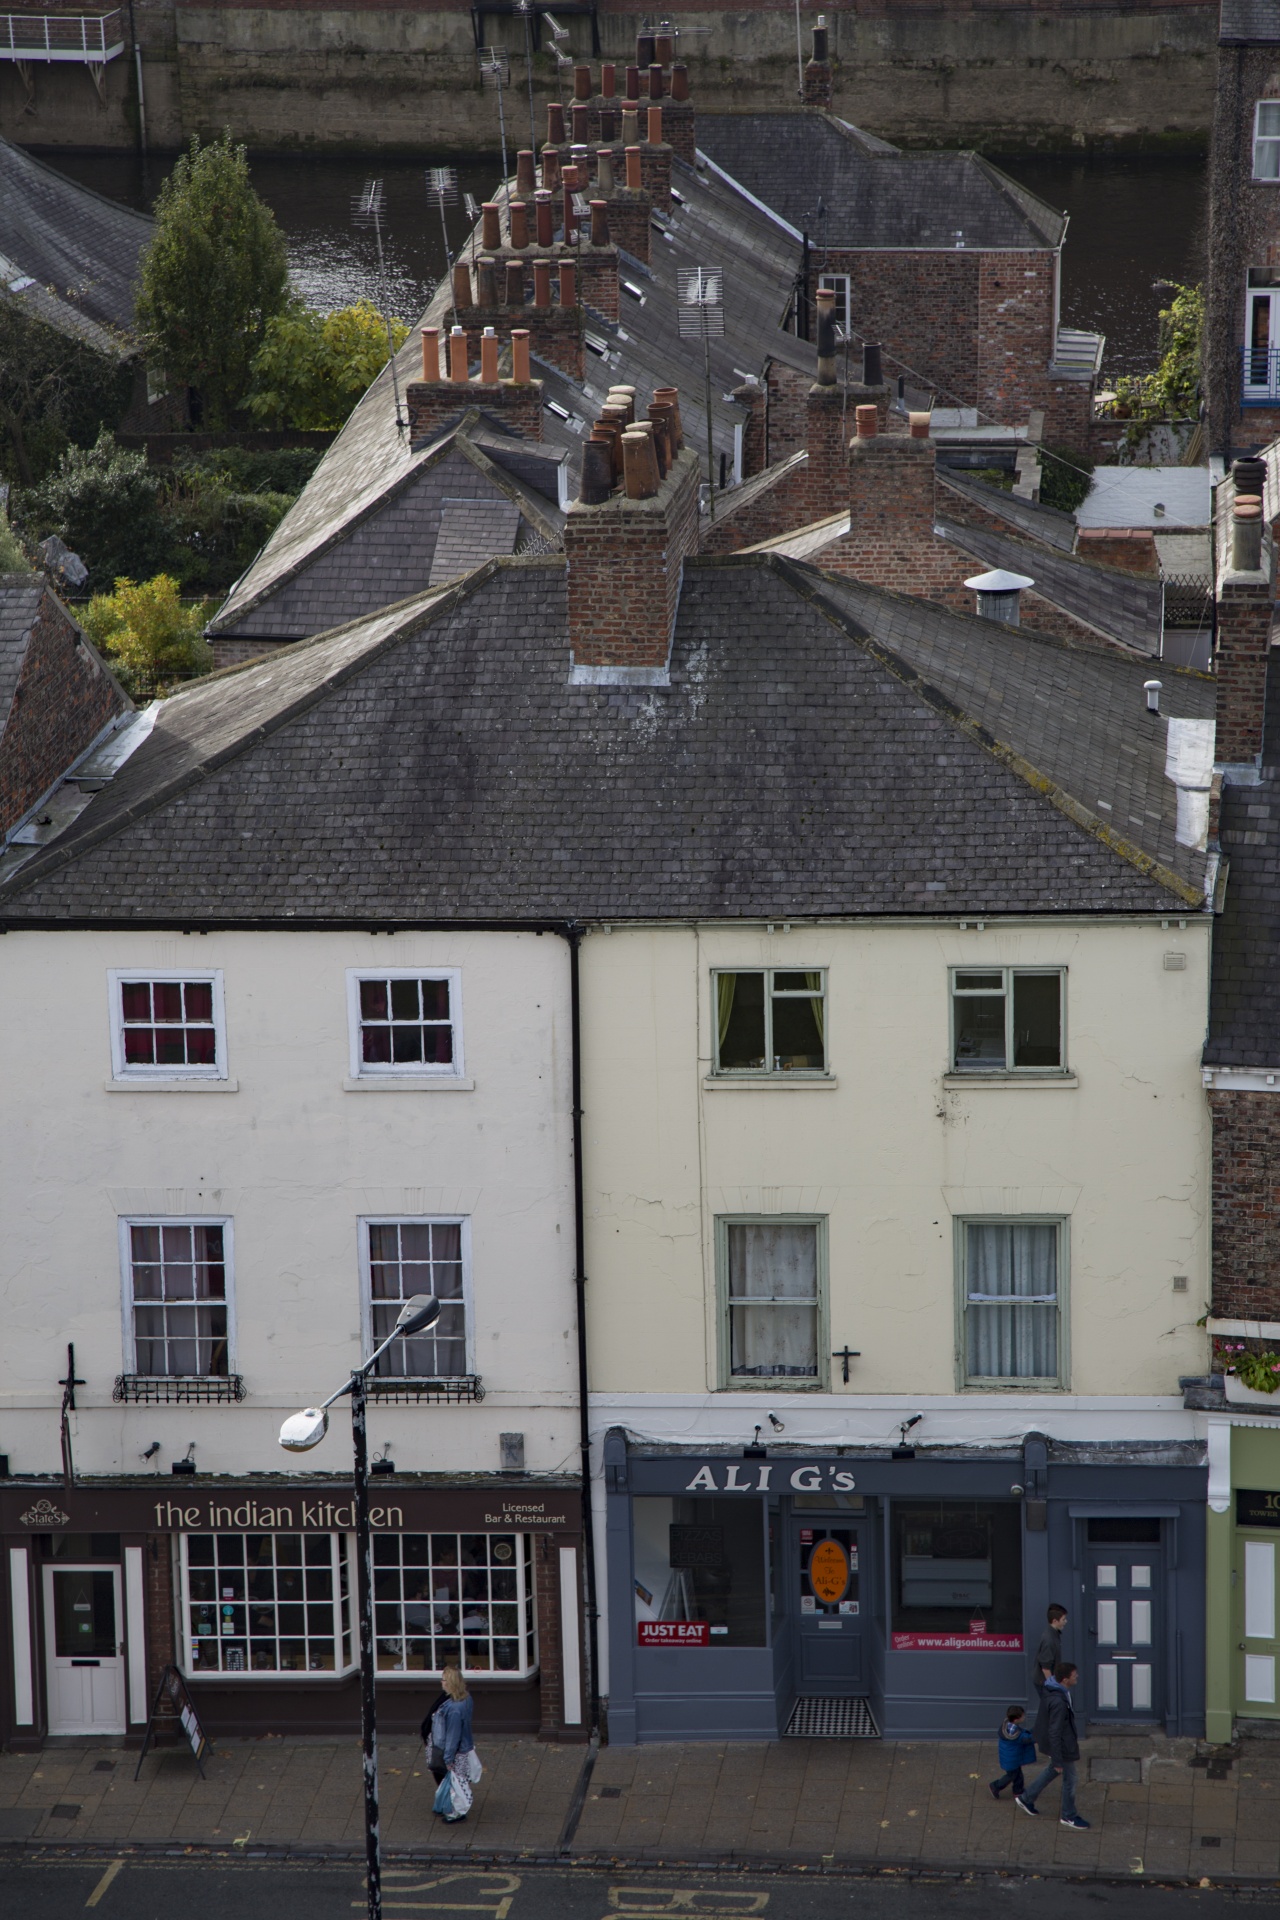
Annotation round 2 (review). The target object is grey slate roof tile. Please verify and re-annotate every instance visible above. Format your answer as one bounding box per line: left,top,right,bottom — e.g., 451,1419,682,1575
936,518,1164,655
429,498,521,584
698,115,1066,250
0,557,1202,925
936,469,1078,553
1220,0,1280,41
0,135,151,344
0,576,45,732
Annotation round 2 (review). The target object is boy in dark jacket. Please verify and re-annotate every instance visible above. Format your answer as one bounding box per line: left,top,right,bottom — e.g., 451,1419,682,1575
989,1704,1037,1799
1016,1662,1090,1828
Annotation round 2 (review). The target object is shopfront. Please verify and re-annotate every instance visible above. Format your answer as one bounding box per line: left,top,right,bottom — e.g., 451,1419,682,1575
1206,1418,1280,1742
1,1476,582,1749
603,1433,1206,1742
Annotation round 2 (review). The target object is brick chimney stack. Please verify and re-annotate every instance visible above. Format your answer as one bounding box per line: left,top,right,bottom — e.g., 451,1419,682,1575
565,383,701,679
823,409,940,589
1214,459,1275,767
405,326,543,448
807,287,848,517
803,16,833,110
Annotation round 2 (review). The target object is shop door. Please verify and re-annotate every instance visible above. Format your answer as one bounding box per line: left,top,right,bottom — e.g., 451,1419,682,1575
43,1564,126,1735
1237,1533,1279,1719
1084,1530,1163,1723
791,1519,866,1695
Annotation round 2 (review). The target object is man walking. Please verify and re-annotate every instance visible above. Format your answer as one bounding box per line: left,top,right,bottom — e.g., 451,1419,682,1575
1016,1661,1090,1829
1033,1602,1068,1696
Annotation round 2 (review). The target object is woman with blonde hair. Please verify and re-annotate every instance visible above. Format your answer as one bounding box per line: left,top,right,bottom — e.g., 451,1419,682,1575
430,1665,477,1822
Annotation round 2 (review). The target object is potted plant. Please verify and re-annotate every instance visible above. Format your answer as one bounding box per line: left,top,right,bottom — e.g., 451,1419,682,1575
1216,1340,1280,1406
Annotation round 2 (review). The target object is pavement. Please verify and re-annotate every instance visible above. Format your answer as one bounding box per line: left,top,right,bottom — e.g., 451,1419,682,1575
0,1728,1278,1886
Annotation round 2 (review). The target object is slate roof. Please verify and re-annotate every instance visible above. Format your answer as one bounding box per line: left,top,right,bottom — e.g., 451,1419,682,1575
0,136,152,349
1077,467,1212,531
0,554,1207,924
936,469,1078,553
697,115,1066,251
429,497,521,584
0,575,46,735
935,520,1165,655
209,418,567,642
1219,0,1280,42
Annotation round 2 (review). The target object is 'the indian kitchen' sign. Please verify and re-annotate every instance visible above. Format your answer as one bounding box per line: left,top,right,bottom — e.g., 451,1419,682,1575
2,1482,580,1535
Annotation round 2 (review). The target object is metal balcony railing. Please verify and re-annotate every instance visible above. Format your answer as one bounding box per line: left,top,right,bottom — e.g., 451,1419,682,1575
1242,346,1280,404
0,10,123,62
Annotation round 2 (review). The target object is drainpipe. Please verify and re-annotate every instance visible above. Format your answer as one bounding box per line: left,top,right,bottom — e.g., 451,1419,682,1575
560,921,600,1735
126,0,146,155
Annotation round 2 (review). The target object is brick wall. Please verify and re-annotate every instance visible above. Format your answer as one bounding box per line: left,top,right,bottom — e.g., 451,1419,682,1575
449,298,584,384
209,637,284,672
1210,1089,1280,1321
976,250,1058,421
1215,574,1273,763
534,1534,564,1738
143,1535,177,1738
565,446,702,668
700,455,811,553
1206,45,1280,454
1076,528,1160,575
406,375,545,448
0,583,128,834
803,58,833,109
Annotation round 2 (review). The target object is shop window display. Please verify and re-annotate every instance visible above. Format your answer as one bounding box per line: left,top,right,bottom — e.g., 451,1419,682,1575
182,1533,352,1676
633,1497,767,1647
373,1532,535,1676
890,1500,1023,1650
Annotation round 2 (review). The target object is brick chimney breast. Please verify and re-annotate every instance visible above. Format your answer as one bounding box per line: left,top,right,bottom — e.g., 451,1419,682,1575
1214,472,1274,767
565,444,701,684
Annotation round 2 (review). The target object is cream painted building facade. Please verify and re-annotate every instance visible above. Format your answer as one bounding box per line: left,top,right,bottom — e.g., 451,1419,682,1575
583,915,1214,1743
0,926,586,1748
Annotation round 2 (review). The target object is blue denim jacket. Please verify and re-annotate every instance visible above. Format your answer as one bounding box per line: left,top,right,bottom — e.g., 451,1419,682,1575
439,1694,474,1767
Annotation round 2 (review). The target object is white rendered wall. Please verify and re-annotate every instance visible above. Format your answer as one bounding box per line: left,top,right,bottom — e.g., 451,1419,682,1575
0,929,578,1479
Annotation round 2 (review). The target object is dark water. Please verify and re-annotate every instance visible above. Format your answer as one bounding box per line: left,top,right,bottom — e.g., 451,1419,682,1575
47,146,1208,376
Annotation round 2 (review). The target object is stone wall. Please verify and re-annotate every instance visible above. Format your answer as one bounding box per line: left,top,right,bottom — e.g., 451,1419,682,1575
0,3,1216,155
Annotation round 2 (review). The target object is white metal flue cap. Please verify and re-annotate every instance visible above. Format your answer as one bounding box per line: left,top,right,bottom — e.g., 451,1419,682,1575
964,569,1035,594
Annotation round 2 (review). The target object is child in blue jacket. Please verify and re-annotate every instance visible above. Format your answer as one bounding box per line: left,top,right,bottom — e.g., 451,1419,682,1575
989,1704,1037,1799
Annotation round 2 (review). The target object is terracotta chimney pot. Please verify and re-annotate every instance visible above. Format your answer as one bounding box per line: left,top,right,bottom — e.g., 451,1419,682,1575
671,62,689,102
504,260,525,306
597,147,615,193
590,198,609,247
573,63,591,100
511,329,531,383
533,258,552,307
534,189,554,248
601,62,616,98
476,257,498,307
481,201,501,250
452,261,473,310
547,101,566,145
622,426,659,498
599,106,617,142
449,326,468,382
621,106,639,146
419,328,439,381
625,144,643,190
480,327,500,383
648,62,664,99
510,199,529,249
516,149,537,194
572,102,590,143
559,258,577,308
909,411,931,440
580,439,614,505
653,386,683,447
541,145,560,192
855,404,878,438
625,66,640,101
655,30,674,65
647,103,663,145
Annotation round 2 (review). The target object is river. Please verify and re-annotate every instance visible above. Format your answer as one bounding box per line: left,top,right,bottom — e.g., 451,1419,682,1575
44,146,1207,377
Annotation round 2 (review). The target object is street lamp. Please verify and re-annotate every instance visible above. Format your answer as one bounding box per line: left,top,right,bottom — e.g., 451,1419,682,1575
279,1292,441,1920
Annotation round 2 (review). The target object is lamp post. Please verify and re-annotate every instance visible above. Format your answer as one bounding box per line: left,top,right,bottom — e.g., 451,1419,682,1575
279,1292,441,1920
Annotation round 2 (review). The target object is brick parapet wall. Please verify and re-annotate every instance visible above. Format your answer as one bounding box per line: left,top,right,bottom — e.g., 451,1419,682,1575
465,246,619,324
0,584,127,834
406,375,545,448
1210,1089,1280,1321
700,457,811,553
1076,527,1160,575
565,447,702,667
448,303,583,383
600,189,651,264
209,636,286,671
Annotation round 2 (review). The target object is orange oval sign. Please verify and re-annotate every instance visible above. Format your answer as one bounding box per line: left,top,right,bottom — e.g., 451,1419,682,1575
808,1538,849,1606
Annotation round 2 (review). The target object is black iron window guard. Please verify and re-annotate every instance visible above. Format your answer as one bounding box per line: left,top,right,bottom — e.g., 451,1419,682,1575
114,1374,246,1404
366,1375,484,1404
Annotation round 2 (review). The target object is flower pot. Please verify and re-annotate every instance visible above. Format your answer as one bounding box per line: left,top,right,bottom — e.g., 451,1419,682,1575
1224,1373,1280,1408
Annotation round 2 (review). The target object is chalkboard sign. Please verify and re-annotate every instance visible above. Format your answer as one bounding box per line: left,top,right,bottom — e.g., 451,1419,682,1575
1237,1488,1280,1529
134,1664,208,1779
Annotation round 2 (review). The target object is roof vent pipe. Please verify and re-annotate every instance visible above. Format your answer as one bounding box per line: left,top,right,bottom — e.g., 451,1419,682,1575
1144,678,1162,714
863,341,882,387
815,286,837,385
965,568,1033,626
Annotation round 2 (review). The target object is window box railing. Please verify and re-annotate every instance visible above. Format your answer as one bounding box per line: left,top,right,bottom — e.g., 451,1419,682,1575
114,1373,246,1404
0,11,124,61
366,1374,484,1404
1242,346,1280,405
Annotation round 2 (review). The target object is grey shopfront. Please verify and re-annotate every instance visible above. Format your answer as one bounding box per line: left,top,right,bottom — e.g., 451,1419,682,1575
602,1431,1207,1743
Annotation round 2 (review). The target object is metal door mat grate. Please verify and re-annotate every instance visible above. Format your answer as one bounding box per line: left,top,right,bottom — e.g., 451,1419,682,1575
785,1696,879,1738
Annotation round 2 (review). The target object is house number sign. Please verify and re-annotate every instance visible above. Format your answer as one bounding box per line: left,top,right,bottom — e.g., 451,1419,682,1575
1237,1488,1280,1529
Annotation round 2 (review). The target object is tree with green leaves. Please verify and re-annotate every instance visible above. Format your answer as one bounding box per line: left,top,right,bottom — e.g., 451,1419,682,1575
80,574,214,699
247,299,410,431
18,430,170,589
136,132,291,430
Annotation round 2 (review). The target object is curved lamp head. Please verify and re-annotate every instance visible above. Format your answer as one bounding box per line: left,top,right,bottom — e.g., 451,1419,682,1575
395,1293,441,1338
279,1407,329,1452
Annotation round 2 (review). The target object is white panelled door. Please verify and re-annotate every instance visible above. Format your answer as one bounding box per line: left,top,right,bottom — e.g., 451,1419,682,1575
43,1564,126,1735
1239,1535,1279,1718
1086,1539,1161,1723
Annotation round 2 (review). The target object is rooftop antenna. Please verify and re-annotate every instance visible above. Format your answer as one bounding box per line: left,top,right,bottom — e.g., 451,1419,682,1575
677,264,725,523
352,177,406,435
426,165,460,328
478,45,513,209
542,11,573,107
463,190,480,264
514,0,538,155
794,0,804,99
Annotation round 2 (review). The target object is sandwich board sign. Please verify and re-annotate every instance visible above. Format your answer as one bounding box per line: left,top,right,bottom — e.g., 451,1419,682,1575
134,1664,208,1778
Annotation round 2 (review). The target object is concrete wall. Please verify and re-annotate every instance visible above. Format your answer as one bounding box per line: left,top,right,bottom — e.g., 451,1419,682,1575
0,927,578,1479
1,4,1216,155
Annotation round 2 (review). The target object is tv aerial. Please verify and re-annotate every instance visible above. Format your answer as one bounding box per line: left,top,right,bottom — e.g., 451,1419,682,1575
351,177,405,434
677,265,725,521
426,165,461,327
478,46,513,207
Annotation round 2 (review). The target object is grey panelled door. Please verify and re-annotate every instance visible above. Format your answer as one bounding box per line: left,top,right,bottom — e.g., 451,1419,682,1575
1085,1523,1163,1723
792,1520,867,1695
